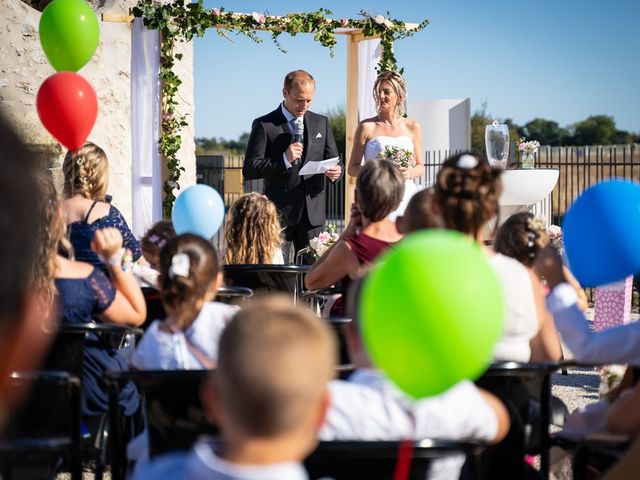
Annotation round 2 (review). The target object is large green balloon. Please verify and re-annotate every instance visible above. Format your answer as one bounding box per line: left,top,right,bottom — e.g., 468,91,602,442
361,230,505,399
39,0,99,72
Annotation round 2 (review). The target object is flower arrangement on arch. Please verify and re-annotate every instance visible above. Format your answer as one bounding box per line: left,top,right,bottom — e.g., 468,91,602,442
379,145,416,169
307,224,340,259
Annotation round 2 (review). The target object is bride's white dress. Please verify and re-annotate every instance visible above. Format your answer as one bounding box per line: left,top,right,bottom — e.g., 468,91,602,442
363,135,421,221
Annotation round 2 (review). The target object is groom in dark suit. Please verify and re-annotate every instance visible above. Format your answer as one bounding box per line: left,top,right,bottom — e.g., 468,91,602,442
243,70,342,261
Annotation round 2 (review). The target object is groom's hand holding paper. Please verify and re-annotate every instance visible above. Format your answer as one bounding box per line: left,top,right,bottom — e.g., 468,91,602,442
299,157,340,177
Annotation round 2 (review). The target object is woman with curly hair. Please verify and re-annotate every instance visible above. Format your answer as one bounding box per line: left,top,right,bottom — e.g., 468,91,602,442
223,193,284,264
62,142,142,274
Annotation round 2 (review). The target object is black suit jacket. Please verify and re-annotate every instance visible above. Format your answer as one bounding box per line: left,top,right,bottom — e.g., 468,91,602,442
243,106,340,227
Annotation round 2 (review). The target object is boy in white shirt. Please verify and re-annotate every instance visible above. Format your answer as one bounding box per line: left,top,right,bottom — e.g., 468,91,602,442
132,296,336,480
320,279,510,479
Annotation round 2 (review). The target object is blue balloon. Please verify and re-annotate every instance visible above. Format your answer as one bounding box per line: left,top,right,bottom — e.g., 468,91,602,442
172,184,225,240
564,180,640,287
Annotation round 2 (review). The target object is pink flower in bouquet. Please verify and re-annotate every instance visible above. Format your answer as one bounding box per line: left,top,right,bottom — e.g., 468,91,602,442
379,145,415,169
548,224,562,241
307,224,340,260
547,224,564,256
318,232,331,243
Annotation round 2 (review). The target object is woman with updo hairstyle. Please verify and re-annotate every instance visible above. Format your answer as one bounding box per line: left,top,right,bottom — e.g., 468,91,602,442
495,212,588,311
223,193,284,264
62,142,142,274
434,152,561,363
306,159,404,314
131,234,238,370
435,153,561,479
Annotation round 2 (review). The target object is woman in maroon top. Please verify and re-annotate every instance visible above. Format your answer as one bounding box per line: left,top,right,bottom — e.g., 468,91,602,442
305,160,405,308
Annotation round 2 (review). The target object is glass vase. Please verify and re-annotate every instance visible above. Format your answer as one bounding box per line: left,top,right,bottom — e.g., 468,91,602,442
521,151,536,169
485,123,509,169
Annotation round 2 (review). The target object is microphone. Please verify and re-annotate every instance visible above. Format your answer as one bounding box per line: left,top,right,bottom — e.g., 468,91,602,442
292,118,304,144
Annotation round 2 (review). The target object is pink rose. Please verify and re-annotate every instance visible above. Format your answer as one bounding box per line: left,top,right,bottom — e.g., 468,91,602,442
318,232,331,243
211,7,220,16
341,18,349,28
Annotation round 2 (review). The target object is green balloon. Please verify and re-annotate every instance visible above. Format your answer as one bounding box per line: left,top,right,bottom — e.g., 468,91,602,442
39,0,99,72
361,230,505,399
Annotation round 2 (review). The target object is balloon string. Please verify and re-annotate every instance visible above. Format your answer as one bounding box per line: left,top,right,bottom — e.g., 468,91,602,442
393,438,413,480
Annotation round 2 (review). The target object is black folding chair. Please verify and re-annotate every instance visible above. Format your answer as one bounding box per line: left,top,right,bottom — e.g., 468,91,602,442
215,286,253,304
0,371,82,480
223,264,309,302
476,361,562,479
104,369,216,480
305,439,485,480
570,434,631,480
40,322,144,480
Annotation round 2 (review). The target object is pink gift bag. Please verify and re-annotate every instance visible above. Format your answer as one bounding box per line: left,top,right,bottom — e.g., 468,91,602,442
593,276,633,332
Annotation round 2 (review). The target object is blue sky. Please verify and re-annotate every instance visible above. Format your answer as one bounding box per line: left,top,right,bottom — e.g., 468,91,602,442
194,0,640,140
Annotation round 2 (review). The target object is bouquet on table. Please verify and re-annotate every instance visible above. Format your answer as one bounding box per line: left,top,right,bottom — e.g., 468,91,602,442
307,224,340,259
379,145,416,169
548,224,564,256
517,137,540,169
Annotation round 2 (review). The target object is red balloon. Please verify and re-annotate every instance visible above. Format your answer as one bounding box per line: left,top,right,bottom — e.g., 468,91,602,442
36,72,98,151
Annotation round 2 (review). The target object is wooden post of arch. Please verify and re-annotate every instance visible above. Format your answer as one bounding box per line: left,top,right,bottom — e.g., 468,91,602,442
344,32,360,226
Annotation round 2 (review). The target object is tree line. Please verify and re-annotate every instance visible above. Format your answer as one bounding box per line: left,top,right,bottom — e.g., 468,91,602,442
471,104,639,152
196,104,638,156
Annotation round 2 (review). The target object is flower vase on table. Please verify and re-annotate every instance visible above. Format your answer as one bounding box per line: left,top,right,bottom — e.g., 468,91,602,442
521,151,536,169
517,137,540,169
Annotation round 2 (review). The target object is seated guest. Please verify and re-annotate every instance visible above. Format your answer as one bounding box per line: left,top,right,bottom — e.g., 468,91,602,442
536,245,640,366
305,160,404,314
132,295,336,480
140,220,176,271
396,187,443,234
131,234,237,370
0,113,55,426
132,220,176,289
430,153,561,478
495,212,588,312
62,142,142,274
321,279,509,480
223,193,284,265
39,173,146,417
433,153,561,363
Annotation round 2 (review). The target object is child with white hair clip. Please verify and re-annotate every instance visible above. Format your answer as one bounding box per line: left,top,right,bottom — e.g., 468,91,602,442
131,234,238,370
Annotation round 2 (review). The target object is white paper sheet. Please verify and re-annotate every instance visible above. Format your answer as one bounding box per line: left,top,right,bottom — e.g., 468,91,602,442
299,157,340,176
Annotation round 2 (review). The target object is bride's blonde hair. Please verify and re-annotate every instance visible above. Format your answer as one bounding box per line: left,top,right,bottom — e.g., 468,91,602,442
373,71,407,118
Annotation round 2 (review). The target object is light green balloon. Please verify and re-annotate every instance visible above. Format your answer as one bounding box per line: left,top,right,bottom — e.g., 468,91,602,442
361,230,505,399
39,0,99,72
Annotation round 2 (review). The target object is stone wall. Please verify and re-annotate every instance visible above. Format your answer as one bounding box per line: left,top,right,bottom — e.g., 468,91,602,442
0,0,196,227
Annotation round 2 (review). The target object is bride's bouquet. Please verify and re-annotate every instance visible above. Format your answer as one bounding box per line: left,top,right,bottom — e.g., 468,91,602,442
379,145,416,169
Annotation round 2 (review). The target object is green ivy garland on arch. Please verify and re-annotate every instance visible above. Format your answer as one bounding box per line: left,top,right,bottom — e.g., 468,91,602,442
132,0,429,217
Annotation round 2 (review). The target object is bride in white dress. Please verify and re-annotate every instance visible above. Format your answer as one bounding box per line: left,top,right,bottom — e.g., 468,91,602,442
348,71,424,220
